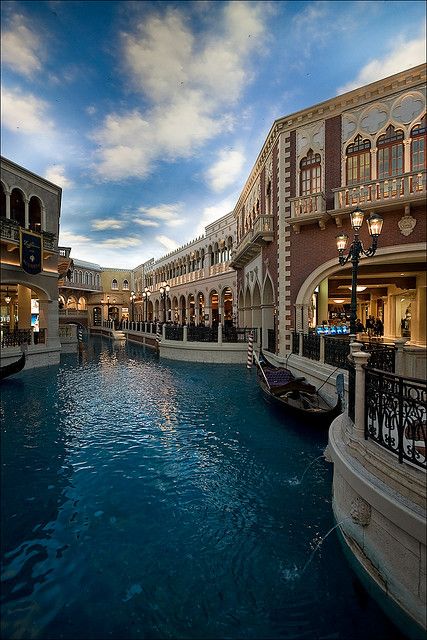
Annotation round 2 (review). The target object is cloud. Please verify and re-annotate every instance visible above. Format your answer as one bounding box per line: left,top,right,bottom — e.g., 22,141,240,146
92,2,268,180
205,149,245,192
1,85,55,135
59,230,92,245
45,164,74,189
92,219,124,231
337,30,427,94
195,197,236,237
155,235,180,253
133,219,159,228
1,13,45,77
138,203,186,227
100,237,141,248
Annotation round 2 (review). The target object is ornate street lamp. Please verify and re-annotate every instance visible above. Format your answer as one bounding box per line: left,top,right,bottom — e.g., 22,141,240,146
106,295,110,324
159,281,170,323
336,207,383,336
130,291,136,323
142,287,151,322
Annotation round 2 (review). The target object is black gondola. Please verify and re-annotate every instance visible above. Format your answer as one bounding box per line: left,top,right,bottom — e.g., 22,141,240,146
254,351,342,428
0,352,26,381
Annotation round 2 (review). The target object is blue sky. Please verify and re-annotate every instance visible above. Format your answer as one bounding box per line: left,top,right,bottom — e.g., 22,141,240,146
1,0,426,268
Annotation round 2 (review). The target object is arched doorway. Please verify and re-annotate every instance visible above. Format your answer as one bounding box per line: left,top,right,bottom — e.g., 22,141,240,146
222,287,233,328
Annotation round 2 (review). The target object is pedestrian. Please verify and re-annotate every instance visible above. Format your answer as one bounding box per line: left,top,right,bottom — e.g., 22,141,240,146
374,317,383,337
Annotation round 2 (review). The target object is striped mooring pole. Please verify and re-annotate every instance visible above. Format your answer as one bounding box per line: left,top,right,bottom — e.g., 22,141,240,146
247,331,254,369
156,323,161,343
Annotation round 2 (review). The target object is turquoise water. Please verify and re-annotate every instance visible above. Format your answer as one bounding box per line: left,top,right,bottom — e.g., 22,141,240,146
1,337,406,639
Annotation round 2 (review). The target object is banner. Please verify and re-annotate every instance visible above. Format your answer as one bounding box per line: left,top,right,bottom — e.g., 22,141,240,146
20,229,43,275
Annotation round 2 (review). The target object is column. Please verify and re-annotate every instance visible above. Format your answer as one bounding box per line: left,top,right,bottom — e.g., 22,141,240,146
24,196,29,229
352,349,370,438
318,278,329,326
17,285,31,329
414,273,426,347
5,188,11,219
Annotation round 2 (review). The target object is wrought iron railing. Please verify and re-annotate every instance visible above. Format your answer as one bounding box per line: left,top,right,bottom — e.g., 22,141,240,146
302,332,320,360
1,330,32,348
361,342,396,373
267,329,276,353
225,327,258,343
325,336,351,369
365,368,426,470
165,325,183,341
291,332,299,355
188,326,216,342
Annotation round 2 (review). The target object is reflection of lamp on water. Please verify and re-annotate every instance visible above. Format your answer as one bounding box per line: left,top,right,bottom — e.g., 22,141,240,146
336,207,383,336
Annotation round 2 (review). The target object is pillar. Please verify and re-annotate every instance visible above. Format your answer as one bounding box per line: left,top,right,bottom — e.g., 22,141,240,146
414,273,426,347
17,285,31,329
318,278,329,326
352,349,370,439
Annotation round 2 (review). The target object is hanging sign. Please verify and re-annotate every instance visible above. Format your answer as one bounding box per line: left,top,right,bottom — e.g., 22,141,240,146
20,229,43,275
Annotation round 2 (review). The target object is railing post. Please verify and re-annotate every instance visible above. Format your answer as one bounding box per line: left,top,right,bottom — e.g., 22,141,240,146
319,334,325,364
183,325,187,343
162,323,166,341
394,338,408,377
352,348,370,438
298,331,303,356
218,323,222,345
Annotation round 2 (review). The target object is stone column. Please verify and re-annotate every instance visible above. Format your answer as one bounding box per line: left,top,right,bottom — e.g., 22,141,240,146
17,285,32,329
24,196,29,229
217,323,222,345
318,278,329,326
414,273,426,347
353,349,370,439
5,188,11,219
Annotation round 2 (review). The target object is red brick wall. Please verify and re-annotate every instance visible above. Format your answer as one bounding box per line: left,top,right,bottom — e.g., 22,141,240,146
289,204,426,318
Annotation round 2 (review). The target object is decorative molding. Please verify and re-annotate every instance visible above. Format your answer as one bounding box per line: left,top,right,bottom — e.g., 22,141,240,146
350,497,372,527
398,213,417,236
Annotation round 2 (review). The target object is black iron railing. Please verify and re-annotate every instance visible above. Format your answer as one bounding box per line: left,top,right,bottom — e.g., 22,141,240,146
324,336,351,369
302,332,320,360
165,325,183,341
362,341,396,373
189,326,216,342
365,368,426,470
1,330,32,348
291,332,299,355
266,329,276,353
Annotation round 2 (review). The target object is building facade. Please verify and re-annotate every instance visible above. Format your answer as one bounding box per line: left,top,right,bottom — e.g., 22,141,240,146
230,64,426,357
1,156,62,367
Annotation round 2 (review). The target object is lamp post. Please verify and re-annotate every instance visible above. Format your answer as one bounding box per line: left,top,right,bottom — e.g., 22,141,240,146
142,287,151,322
106,295,110,325
130,291,136,323
159,281,170,323
336,207,383,336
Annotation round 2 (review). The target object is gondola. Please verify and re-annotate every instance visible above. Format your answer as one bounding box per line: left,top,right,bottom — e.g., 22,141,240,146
0,352,26,381
254,351,342,428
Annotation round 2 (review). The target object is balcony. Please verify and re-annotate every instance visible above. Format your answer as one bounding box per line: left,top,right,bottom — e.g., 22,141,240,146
331,170,426,224
230,215,274,269
288,192,327,233
58,279,102,292
1,217,56,253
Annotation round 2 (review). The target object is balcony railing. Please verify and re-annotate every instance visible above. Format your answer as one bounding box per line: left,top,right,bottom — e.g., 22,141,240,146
333,170,426,211
0,217,56,251
230,215,274,269
290,192,326,217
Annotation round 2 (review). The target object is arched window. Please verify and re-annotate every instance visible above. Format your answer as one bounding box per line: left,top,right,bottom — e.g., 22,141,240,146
112,279,118,290
346,135,371,185
123,279,129,290
411,115,426,171
29,196,42,232
1,183,7,218
300,150,321,195
11,189,25,226
96,274,100,287
85,272,89,285
377,125,404,179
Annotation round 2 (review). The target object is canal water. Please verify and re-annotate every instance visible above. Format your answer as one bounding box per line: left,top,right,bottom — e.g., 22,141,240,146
1,336,406,639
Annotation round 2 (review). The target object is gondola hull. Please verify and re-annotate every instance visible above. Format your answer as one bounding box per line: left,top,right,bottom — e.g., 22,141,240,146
0,353,26,381
255,353,341,428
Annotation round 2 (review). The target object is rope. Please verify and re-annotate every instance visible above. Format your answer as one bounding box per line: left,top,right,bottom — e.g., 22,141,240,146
317,366,341,393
